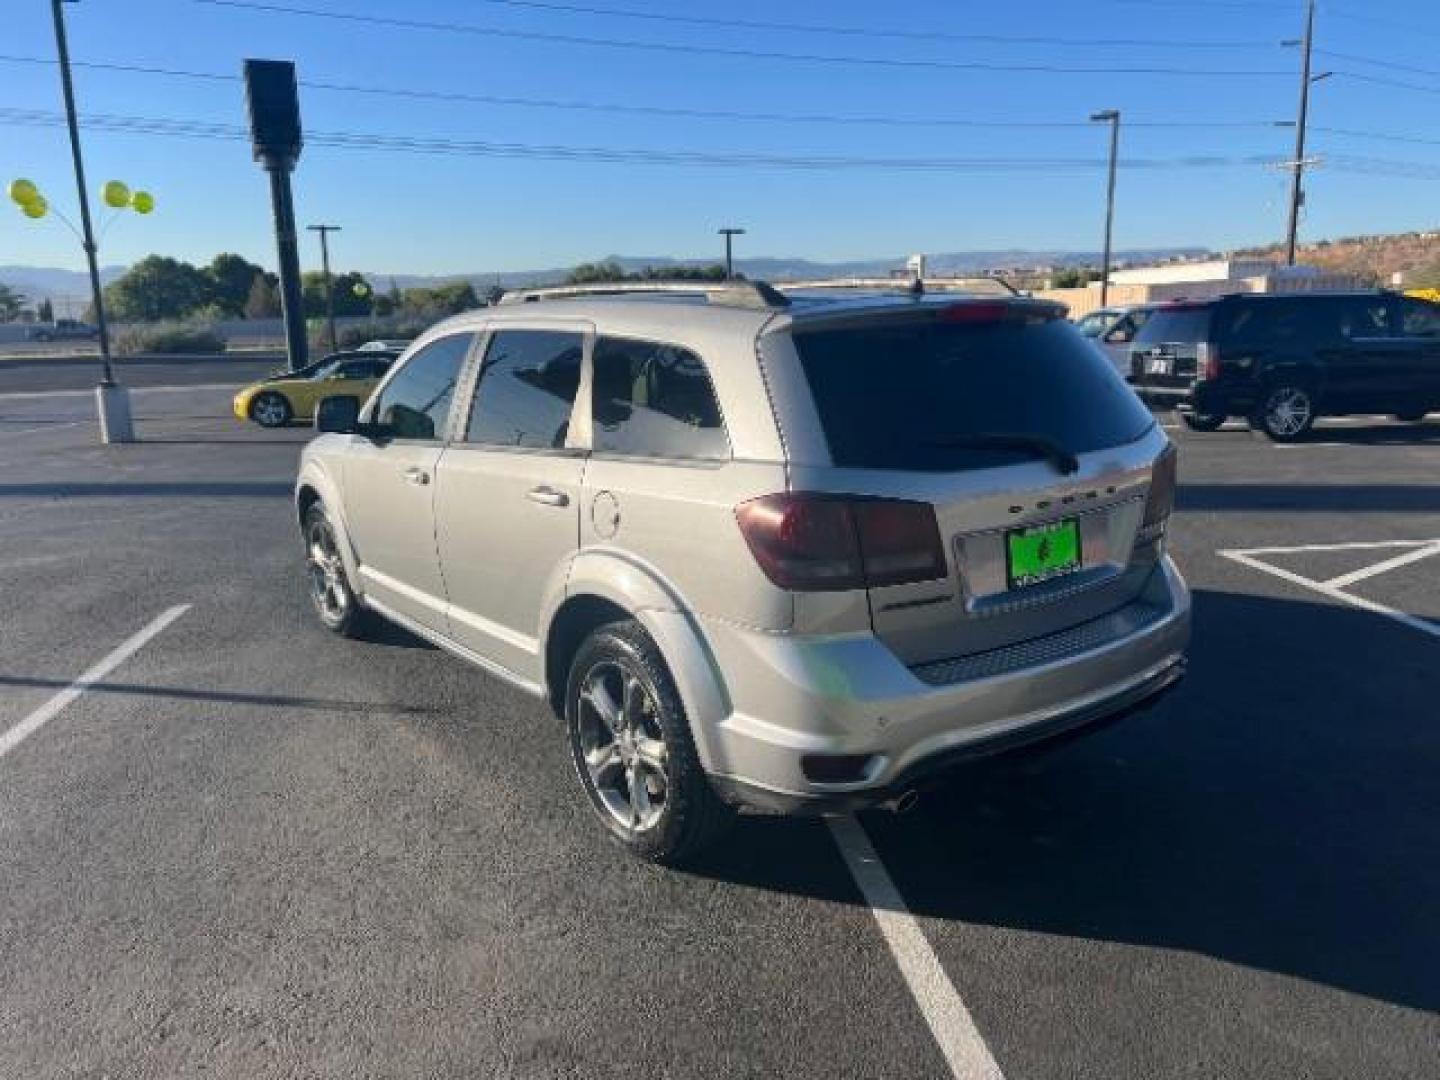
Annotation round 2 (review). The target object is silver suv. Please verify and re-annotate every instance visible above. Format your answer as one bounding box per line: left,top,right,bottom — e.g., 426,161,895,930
296,281,1190,863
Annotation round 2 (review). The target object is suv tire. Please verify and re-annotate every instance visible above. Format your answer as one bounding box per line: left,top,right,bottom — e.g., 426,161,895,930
303,503,370,638
251,391,293,428
1255,385,1315,442
1180,413,1225,432
566,621,732,865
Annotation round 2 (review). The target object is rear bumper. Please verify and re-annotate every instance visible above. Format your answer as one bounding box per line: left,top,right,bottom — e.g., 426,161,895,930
1131,380,1247,416
700,556,1191,813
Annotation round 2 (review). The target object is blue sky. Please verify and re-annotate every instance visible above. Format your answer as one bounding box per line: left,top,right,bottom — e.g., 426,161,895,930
4,0,1438,276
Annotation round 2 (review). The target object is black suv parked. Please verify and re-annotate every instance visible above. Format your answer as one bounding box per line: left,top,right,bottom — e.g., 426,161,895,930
1127,292,1440,441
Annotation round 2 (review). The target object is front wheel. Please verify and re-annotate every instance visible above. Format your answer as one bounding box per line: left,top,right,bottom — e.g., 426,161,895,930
250,391,293,428
1255,385,1315,442
1180,412,1226,432
566,621,732,865
303,503,369,638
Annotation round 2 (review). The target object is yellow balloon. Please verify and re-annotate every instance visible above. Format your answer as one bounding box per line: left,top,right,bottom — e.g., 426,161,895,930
102,180,130,208
130,190,155,214
352,281,370,297
8,178,39,205
22,196,47,220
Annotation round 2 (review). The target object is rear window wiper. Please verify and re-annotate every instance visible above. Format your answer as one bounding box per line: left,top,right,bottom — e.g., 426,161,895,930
922,432,1080,475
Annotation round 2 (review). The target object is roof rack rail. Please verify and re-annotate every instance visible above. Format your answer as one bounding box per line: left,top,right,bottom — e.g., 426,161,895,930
496,280,790,310
776,276,1023,298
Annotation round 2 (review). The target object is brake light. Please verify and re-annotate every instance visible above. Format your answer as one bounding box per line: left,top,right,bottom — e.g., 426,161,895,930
940,302,1008,324
1141,443,1178,535
735,494,946,592
1198,341,1221,381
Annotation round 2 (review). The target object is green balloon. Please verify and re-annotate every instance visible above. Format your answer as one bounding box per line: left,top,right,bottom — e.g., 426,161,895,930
352,281,371,297
130,190,155,214
8,178,39,205
102,180,130,209
22,195,47,220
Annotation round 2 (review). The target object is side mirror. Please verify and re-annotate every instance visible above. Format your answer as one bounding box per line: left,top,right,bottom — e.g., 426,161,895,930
315,394,361,434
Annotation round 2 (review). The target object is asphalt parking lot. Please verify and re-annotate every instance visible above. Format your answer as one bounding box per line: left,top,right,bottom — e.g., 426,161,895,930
1,375,1437,1079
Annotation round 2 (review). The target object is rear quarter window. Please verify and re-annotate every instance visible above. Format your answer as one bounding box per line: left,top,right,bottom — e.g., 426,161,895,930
792,312,1154,472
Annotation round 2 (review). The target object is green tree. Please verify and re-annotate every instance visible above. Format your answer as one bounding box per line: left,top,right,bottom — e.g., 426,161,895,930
103,256,210,321
1050,267,1098,289
204,253,267,317
243,274,281,318
0,283,25,322
566,260,630,285
399,281,479,317
37,298,54,323
302,271,373,318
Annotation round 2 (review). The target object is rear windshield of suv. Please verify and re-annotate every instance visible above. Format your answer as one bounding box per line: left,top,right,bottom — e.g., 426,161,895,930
1131,305,1213,346
792,314,1154,472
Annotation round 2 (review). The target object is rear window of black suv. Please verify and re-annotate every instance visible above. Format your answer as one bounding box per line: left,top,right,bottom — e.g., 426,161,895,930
793,310,1155,472
1131,304,1214,347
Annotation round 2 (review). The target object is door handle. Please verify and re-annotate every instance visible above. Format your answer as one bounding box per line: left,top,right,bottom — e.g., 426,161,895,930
403,466,430,486
526,485,569,507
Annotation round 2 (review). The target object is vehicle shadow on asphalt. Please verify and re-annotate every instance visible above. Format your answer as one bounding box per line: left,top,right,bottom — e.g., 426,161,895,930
0,675,443,716
1178,483,1440,513
687,588,1440,1013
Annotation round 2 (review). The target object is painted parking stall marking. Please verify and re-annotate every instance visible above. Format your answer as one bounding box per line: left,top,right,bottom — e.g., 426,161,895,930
0,605,190,762
1219,540,1440,642
829,814,1006,1080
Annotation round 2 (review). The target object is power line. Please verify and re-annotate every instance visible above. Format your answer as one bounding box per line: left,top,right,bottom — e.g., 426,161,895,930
189,0,1292,77
1315,126,1440,149
1316,49,1440,81
1335,70,1440,97
0,53,1286,131
0,106,1294,171
347,0,1275,49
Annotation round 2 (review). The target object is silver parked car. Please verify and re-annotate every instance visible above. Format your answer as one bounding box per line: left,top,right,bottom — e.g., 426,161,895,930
1076,304,1155,375
296,281,1190,864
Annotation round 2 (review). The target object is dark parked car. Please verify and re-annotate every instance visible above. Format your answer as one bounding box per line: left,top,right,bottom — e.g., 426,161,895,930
1128,292,1440,441
28,319,99,342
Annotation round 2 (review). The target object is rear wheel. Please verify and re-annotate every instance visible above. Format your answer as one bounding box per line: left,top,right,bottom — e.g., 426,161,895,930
1255,385,1315,442
566,621,732,865
250,391,292,428
1180,412,1226,432
303,503,369,637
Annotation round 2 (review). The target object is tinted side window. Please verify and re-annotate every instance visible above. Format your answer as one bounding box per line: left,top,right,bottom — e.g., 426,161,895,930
372,334,471,440
466,330,582,449
1401,299,1440,339
591,337,728,461
1219,300,1327,348
1340,298,1397,340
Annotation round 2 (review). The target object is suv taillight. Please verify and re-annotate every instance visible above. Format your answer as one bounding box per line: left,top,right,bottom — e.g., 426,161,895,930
1197,341,1221,381
1139,443,1178,543
735,493,947,592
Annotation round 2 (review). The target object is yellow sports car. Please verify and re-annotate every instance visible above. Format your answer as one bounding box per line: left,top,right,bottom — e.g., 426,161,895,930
233,351,396,427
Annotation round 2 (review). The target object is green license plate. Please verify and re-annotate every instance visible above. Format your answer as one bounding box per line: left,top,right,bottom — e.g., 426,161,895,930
1006,519,1081,589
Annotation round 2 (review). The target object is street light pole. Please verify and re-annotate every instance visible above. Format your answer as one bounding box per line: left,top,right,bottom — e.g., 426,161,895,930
1284,0,1318,266
51,0,132,442
718,227,745,280
1090,109,1121,309
308,224,341,354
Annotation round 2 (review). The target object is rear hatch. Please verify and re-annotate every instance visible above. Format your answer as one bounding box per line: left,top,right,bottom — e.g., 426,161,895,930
1127,302,1215,388
786,301,1167,668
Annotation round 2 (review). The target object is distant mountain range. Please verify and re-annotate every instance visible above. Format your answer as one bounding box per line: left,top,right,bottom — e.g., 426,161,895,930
0,247,1209,300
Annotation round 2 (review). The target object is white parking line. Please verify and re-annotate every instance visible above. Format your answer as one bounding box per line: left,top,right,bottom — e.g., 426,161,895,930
0,421,87,439
1219,543,1440,643
0,605,190,762
828,814,1005,1080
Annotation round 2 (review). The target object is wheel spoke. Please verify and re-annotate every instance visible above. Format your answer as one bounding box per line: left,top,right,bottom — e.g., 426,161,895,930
622,674,648,733
627,762,652,826
582,679,623,732
635,736,667,774
586,743,623,786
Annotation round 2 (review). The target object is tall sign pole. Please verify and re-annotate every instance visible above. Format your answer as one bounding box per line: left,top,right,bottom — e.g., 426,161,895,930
244,60,307,372
718,227,745,280
52,0,132,442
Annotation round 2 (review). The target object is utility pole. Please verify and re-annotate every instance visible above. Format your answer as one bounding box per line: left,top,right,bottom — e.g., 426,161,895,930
308,224,341,354
52,0,132,442
718,227,745,280
1090,110,1121,309
1284,0,1317,266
